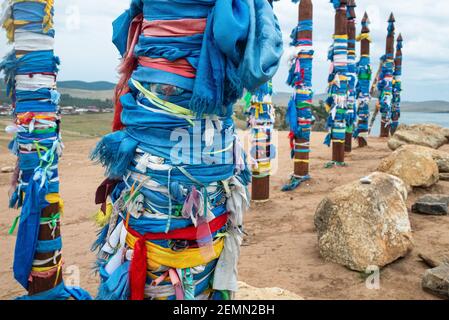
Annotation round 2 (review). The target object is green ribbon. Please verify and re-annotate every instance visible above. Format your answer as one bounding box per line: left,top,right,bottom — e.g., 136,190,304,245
40,212,61,229
8,215,21,235
324,161,347,169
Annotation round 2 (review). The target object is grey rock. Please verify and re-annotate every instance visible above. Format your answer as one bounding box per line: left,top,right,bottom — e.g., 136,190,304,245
412,202,448,216
422,264,449,299
440,173,449,181
412,194,449,215
416,194,449,205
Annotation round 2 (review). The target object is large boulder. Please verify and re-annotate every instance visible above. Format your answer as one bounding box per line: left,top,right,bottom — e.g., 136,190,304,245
388,124,449,151
396,145,449,173
236,282,304,300
314,172,413,272
378,145,440,189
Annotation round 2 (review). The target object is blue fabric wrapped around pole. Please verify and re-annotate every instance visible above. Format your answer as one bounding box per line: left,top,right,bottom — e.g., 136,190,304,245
93,0,281,300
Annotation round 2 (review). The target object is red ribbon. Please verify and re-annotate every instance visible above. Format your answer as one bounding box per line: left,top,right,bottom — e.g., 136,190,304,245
129,213,228,300
138,57,196,79
112,14,143,132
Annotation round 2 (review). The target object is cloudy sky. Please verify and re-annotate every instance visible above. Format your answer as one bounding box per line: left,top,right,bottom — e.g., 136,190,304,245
1,0,448,102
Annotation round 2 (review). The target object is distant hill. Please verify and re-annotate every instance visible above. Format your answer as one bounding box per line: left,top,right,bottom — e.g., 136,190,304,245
58,80,116,91
56,80,116,101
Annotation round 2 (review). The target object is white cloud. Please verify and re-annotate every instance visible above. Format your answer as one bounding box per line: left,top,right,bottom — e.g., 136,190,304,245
1,0,448,101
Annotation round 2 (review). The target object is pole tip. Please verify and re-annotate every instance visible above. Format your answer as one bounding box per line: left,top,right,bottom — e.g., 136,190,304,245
362,12,369,22
388,12,396,23
397,33,403,41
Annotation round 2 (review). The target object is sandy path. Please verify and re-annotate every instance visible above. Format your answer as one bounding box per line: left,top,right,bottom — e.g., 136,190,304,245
1,131,448,300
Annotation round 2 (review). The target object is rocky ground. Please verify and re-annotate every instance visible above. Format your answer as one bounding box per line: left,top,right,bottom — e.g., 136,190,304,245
1,131,448,300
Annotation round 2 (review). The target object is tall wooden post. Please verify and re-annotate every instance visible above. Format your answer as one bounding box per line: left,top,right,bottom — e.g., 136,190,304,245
391,33,403,135
379,13,396,137
250,0,277,201
294,0,313,178
345,0,356,153
1,0,66,298
282,0,314,191
249,81,275,202
355,12,372,147
324,0,348,167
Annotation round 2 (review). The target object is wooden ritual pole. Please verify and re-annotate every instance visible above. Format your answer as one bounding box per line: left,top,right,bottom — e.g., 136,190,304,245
293,0,313,179
390,33,403,135
281,0,314,192
329,0,348,166
250,0,277,201
379,13,396,137
356,12,371,147
1,0,65,297
344,0,356,153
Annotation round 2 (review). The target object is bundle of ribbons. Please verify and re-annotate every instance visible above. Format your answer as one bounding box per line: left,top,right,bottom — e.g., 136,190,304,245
378,19,395,133
0,0,90,300
345,2,357,144
353,16,372,140
244,81,276,181
91,0,282,300
391,34,403,133
282,0,314,191
324,1,348,163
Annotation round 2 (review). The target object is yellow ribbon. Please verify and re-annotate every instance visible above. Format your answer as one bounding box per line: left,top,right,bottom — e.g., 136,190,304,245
132,79,196,125
46,193,64,215
126,233,224,271
356,33,372,42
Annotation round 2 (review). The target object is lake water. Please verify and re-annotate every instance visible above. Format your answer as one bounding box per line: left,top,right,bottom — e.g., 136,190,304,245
369,112,449,136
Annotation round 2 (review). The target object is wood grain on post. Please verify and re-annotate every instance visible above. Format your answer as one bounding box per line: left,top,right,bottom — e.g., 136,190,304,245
252,175,270,201
294,0,313,177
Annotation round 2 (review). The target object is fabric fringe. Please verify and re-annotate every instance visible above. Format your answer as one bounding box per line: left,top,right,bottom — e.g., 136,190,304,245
91,224,109,252
90,131,138,179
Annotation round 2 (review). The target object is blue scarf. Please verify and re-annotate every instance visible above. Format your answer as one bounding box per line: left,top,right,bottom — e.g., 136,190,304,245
112,0,282,117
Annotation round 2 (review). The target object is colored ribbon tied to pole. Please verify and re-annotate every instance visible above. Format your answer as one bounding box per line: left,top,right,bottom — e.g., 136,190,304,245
91,0,283,301
0,0,91,300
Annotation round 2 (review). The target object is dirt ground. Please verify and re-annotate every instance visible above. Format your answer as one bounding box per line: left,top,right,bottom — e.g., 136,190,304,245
1,131,448,300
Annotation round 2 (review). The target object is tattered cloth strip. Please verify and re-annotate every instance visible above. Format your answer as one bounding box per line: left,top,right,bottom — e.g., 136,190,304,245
92,0,282,301
244,81,276,179
0,0,91,300
282,0,314,192
391,34,403,132
353,17,372,140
